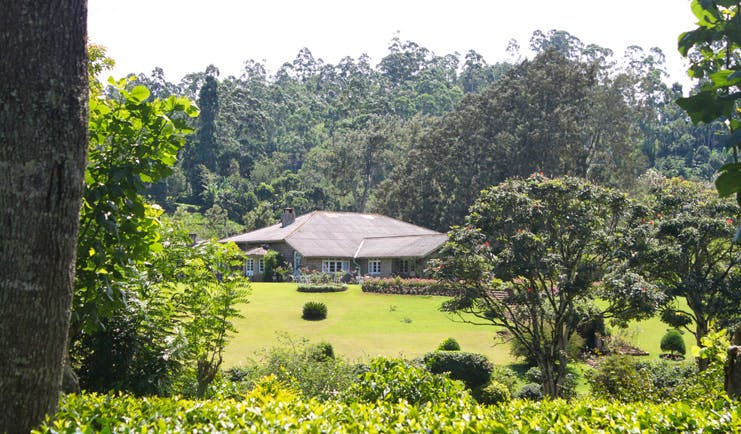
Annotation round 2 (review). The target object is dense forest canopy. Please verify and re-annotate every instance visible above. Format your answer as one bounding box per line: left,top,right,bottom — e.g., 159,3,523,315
113,30,726,236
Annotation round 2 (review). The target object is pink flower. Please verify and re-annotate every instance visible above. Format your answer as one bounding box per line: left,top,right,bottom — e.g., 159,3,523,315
727,219,734,225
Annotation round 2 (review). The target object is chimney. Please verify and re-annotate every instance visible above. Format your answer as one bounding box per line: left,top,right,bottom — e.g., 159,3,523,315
281,207,296,227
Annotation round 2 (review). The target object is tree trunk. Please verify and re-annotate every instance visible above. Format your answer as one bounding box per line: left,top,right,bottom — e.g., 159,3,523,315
695,316,710,371
726,328,741,399
0,2,88,433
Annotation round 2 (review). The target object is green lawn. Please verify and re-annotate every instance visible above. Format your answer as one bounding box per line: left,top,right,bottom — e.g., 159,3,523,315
224,282,697,368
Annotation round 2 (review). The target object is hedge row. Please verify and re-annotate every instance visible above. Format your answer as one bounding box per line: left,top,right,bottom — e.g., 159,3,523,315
297,283,347,293
37,392,739,433
361,278,449,296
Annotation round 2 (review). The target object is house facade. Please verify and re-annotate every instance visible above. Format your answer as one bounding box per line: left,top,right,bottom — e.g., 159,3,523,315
220,208,448,281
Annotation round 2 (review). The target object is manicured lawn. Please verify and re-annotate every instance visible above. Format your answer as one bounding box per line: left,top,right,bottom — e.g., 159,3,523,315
224,282,513,367
224,283,697,368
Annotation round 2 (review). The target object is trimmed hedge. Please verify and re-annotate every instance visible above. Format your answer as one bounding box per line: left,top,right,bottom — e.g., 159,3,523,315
423,351,493,389
39,391,740,432
361,277,448,296
297,283,347,293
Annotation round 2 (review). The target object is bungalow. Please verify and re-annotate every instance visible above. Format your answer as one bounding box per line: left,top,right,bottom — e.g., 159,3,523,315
220,208,448,281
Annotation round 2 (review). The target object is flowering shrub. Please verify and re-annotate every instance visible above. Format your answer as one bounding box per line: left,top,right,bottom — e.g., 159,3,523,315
361,277,448,296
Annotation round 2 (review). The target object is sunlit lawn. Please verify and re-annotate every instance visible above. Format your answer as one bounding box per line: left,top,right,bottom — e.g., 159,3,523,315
224,282,697,368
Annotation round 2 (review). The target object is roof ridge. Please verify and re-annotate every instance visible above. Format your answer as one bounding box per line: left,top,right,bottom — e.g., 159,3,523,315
353,239,366,259
361,233,445,240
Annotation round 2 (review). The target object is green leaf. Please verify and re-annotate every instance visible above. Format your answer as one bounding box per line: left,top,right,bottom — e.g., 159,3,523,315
691,0,720,27
676,91,734,124
722,129,741,149
129,86,151,103
714,168,741,197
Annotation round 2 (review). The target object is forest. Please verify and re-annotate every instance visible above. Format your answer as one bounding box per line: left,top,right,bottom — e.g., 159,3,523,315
125,29,726,237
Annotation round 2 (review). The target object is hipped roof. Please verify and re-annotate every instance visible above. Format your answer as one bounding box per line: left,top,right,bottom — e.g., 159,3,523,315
220,211,447,258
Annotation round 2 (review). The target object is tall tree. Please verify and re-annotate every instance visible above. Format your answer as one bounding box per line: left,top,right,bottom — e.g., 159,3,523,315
633,177,741,367
434,175,662,398
0,1,88,432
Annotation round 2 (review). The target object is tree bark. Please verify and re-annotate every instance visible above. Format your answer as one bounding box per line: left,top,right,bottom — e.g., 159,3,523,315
0,2,88,433
726,328,741,399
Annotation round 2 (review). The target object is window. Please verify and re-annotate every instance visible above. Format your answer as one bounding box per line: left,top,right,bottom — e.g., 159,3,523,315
399,259,413,274
258,259,265,273
368,259,381,275
322,258,349,273
245,258,254,276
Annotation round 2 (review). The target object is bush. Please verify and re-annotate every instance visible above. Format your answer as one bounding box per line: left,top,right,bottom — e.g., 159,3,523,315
308,341,334,361
262,250,283,282
473,380,511,405
524,366,542,384
422,351,493,389
342,357,471,406
437,337,461,351
515,382,544,401
235,338,355,400
297,284,347,293
660,329,686,356
588,355,652,402
634,360,696,400
41,390,741,432
361,277,447,295
489,365,518,394
302,301,327,320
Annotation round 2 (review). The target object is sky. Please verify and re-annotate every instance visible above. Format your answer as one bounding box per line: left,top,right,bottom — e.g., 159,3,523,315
88,0,698,87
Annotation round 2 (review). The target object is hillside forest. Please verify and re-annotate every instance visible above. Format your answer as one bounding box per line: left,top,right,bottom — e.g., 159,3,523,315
116,29,727,237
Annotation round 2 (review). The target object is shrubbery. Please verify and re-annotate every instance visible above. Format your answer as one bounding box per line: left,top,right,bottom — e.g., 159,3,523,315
230,338,354,400
437,337,461,351
422,351,493,389
297,284,347,293
473,381,511,405
39,391,740,432
302,301,327,320
361,277,447,296
342,358,471,406
515,383,544,401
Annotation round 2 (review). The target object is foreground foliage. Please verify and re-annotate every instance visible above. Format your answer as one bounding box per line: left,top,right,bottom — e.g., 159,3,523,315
38,391,739,433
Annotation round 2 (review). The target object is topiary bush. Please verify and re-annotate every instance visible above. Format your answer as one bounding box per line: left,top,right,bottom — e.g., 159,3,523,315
524,366,543,384
302,301,327,320
660,329,686,356
422,351,493,389
473,380,511,405
515,382,544,401
437,337,461,351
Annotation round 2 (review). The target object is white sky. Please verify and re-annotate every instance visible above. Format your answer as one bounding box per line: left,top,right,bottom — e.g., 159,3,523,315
88,0,698,87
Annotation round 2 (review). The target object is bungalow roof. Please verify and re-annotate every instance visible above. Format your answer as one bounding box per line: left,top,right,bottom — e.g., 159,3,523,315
220,211,446,258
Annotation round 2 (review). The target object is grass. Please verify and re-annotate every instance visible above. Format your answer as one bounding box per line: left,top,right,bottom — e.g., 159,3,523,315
224,283,512,367
224,282,698,368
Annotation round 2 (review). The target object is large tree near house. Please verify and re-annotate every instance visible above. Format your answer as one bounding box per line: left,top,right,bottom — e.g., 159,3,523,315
0,1,88,432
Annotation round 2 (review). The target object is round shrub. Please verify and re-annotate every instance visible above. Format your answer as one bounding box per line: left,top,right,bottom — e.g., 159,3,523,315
302,301,327,320
437,337,461,351
515,382,544,401
524,366,543,384
423,351,493,389
307,341,334,361
660,329,686,356
474,380,511,405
